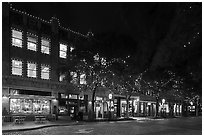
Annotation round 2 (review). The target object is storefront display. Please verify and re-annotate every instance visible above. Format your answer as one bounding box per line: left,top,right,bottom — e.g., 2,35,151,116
10,98,50,114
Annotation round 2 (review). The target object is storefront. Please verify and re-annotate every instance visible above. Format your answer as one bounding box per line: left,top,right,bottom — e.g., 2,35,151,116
114,96,140,118
5,88,53,115
139,101,156,116
94,96,112,119
58,93,88,119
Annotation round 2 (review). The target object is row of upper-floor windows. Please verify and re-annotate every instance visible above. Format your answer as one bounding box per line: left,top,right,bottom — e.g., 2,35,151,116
11,59,50,80
11,29,74,59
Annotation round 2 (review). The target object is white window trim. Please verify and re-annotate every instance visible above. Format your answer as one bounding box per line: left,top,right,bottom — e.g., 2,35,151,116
59,43,67,58
11,29,23,48
41,64,50,80
27,62,37,78
27,32,38,51
41,38,50,54
11,59,23,76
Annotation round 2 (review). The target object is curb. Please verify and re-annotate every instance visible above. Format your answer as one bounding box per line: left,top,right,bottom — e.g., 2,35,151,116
2,122,83,133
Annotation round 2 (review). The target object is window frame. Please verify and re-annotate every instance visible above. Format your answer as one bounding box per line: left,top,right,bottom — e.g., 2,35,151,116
11,59,23,76
27,32,38,51
27,62,37,78
41,38,50,54
41,64,50,80
59,43,67,58
11,29,23,48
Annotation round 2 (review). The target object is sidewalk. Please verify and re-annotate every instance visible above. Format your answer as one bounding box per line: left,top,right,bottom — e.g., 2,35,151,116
2,120,81,133
2,116,177,133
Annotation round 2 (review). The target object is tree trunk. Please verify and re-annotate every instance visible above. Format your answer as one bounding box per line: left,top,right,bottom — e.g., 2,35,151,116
155,97,159,117
195,98,199,116
91,85,97,120
126,99,129,118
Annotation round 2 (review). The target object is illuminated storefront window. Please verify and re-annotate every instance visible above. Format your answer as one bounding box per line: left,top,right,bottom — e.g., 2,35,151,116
11,59,23,76
27,33,37,51
27,62,37,78
10,98,50,114
12,29,23,48
41,38,50,54
59,43,67,58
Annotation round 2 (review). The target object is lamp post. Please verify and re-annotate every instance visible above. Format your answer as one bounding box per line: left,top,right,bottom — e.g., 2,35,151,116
162,99,165,117
108,93,112,120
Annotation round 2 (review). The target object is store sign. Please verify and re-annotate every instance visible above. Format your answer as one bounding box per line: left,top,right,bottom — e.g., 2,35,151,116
69,94,78,99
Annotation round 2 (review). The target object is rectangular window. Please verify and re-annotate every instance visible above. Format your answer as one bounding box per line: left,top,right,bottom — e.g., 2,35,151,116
12,59,23,76
41,65,50,80
70,72,78,84
41,38,50,54
27,62,37,78
27,33,37,51
80,73,86,85
12,29,23,48
59,74,66,82
10,98,50,114
59,43,67,58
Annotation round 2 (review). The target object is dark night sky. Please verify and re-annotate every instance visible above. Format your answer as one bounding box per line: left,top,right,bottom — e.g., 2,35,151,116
11,2,176,36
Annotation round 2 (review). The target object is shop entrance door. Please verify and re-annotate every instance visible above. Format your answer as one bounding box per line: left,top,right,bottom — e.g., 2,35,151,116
69,105,77,119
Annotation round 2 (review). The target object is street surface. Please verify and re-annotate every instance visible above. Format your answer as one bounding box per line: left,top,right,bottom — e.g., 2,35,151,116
3,116,202,135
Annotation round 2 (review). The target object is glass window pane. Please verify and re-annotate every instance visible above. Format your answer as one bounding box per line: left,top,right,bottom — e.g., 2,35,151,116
41,65,50,79
12,60,22,68
42,39,49,46
60,51,66,58
41,72,49,79
12,30,22,39
12,38,22,47
60,44,67,51
12,60,22,76
12,68,22,75
41,46,49,54
59,44,67,58
41,39,50,54
27,42,37,51
80,74,86,84
28,36,37,43
27,63,37,78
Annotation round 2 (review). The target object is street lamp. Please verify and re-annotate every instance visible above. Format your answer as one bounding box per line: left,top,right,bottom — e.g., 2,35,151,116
162,99,165,104
108,93,113,120
162,99,166,117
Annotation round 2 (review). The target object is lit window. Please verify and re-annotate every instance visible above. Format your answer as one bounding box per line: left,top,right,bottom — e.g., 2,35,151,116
59,43,67,58
59,74,66,82
70,72,78,84
11,59,23,76
41,65,50,80
27,62,37,78
80,74,86,85
12,29,23,48
27,33,37,51
41,38,50,54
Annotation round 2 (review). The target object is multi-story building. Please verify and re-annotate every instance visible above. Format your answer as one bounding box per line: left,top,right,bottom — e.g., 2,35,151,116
2,3,182,121
2,3,90,120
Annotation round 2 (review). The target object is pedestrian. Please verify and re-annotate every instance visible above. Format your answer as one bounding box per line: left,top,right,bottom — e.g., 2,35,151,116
53,106,58,120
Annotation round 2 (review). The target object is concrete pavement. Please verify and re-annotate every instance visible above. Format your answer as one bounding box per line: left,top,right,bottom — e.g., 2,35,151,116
2,116,178,133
